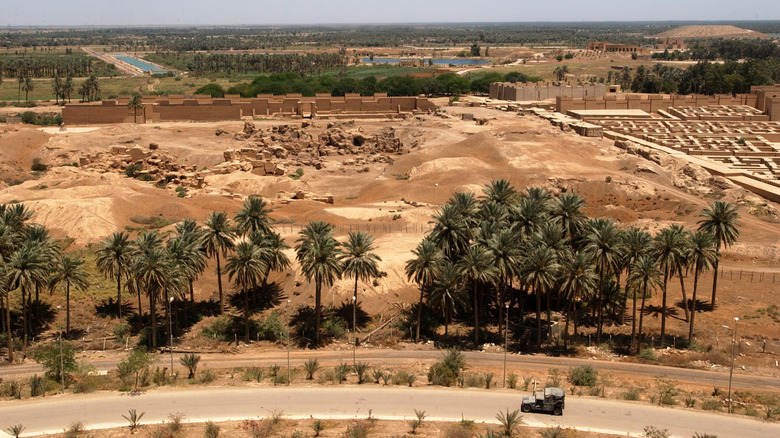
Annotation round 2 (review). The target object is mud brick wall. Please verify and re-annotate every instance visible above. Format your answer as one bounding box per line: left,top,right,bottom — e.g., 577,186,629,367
556,94,756,115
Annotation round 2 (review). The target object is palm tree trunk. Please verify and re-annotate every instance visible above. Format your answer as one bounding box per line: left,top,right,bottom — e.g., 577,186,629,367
66,282,71,335
564,301,572,350
415,285,424,343
710,243,721,308
637,282,648,355
631,284,638,351
678,267,689,322
497,278,505,339
473,280,479,346
6,293,13,362
216,252,224,314
150,292,157,348
21,287,28,353
689,267,700,344
545,288,552,329
116,273,122,319
245,280,251,343
137,290,143,319
189,280,194,304
314,280,321,347
596,268,604,345
353,276,359,332
535,281,542,348
660,268,668,345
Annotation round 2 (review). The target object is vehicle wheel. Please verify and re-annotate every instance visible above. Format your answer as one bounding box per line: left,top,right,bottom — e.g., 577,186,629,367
521,404,531,413
553,407,563,416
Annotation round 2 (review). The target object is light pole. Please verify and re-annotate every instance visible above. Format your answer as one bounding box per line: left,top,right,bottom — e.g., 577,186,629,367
503,303,509,388
56,305,64,394
168,296,174,377
286,299,291,386
724,317,739,413
352,295,357,367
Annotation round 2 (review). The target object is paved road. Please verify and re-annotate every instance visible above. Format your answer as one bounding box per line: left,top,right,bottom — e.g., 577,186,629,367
1,386,777,438
3,349,778,392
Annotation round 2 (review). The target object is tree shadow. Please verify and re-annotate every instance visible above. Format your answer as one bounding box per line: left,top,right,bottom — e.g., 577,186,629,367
228,282,286,313
333,299,371,331
289,305,347,348
643,305,681,319
94,298,135,319
29,300,56,336
676,299,713,312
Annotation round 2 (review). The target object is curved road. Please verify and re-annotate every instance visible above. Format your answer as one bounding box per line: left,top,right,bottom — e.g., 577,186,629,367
1,386,777,438
3,349,778,392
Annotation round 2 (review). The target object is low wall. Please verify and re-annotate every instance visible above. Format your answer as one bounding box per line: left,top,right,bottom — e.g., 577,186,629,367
555,94,758,117
63,94,437,125
490,82,607,101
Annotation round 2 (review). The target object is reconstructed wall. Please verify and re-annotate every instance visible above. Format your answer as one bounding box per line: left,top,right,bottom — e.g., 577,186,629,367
555,94,758,117
489,82,607,101
63,93,437,125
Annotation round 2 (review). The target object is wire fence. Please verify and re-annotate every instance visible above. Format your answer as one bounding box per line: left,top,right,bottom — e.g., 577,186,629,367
718,268,779,284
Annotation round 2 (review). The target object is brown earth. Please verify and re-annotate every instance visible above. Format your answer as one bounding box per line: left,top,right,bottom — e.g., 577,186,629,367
0,97,779,375
653,25,770,39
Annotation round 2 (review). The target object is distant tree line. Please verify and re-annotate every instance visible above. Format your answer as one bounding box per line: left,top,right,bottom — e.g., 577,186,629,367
0,53,116,79
609,57,780,95
145,52,346,77
195,71,540,98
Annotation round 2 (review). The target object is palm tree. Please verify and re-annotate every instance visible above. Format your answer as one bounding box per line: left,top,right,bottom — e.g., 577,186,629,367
428,261,466,336
550,193,587,240
127,93,144,124
486,228,520,338
52,75,62,105
49,255,89,335
697,201,740,308
687,230,717,343
429,204,471,260
456,244,496,346
21,77,33,102
405,238,444,342
250,231,290,303
63,76,73,102
653,226,687,343
130,245,179,348
621,227,652,331
560,252,596,349
234,196,274,237
226,241,266,342
295,221,343,346
341,232,381,332
554,65,569,81
25,225,60,304
481,179,517,210
96,232,132,318
627,255,663,354
583,218,622,344
202,212,235,314
520,245,560,347
174,220,207,304
5,243,48,352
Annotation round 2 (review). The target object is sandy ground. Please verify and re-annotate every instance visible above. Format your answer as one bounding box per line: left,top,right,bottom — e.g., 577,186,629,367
1,98,779,371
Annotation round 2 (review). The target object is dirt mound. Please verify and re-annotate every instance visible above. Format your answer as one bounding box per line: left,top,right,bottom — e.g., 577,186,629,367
654,25,769,39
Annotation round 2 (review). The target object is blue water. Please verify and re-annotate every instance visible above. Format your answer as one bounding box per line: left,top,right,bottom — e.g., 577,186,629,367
113,55,168,73
363,57,490,66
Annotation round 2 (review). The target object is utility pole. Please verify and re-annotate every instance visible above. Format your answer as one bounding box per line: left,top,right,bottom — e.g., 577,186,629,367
168,296,174,377
726,317,739,414
503,304,509,388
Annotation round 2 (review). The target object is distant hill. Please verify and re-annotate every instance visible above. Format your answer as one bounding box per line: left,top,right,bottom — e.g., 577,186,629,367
653,25,769,39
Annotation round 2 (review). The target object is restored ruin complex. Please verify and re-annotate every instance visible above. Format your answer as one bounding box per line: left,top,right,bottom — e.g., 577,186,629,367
586,42,639,53
528,85,780,203
489,82,607,101
62,93,437,125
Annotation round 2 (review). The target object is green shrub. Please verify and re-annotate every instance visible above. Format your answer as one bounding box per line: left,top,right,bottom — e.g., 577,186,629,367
427,362,456,387
125,163,141,178
505,373,517,389
642,426,670,438
116,347,155,390
335,363,350,383
113,323,131,342
684,395,696,408
29,374,46,397
546,368,562,387
656,379,678,406
205,421,220,438
304,359,320,380
30,340,76,384
31,158,48,172
701,398,721,411
354,362,370,384
198,370,216,384
639,348,657,361
243,367,265,382
623,387,640,401
568,365,598,387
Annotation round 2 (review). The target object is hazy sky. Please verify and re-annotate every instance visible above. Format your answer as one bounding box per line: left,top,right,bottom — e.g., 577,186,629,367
2,0,779,26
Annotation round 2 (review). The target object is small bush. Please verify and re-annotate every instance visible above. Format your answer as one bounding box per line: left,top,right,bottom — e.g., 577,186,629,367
656,379,679,406
507,373,518,389
546,368,562,387
684,395,696,408
343,420,372,438
198,369,216,384
113,323,131,342
639,348,657,361
311,419,324,437
427,362,456,387
568,365,598,387
335,363,351,383
701,398,721,411
303,359,320,380
642,426,670,438
204,421,220,438
125,163,142,178
29,374,46,397
372,368,384,384
354,362,370,384
244,366,265,382
31,158,48,172
64,421,85,438
407,409,426,434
